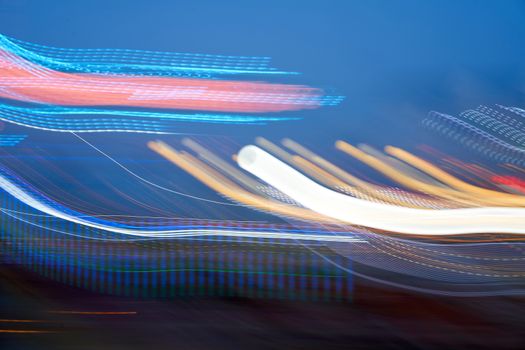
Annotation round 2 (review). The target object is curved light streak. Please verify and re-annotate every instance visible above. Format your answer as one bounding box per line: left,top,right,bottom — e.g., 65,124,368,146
148,140,336,223
0,170,363,242
423,105,525,166
0,104,295,134
72,133,244,206
0,33,286,77
385,145,525,206
280,138,454,208
237,145,525,235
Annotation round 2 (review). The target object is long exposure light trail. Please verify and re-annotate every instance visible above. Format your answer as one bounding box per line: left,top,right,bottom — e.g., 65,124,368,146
237,145,525,235
0,33,344,134
385,146,525,205
0,104,296,134
0,169,362,242
148,140,336,223
0,40,342,113
278,138,454,208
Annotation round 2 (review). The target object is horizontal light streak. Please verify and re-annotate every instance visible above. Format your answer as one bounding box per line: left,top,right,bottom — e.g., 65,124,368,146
237,145,525,235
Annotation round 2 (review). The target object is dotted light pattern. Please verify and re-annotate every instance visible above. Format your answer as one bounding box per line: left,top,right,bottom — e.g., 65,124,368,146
0,33,344,133
0,189,353,301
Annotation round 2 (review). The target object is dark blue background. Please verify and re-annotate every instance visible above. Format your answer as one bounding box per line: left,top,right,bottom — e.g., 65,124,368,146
2,0,525,147
1,0,525,200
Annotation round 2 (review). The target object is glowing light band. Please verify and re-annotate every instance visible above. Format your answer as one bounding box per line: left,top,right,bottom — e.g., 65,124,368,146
237,145,525,235
0,170,361,242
